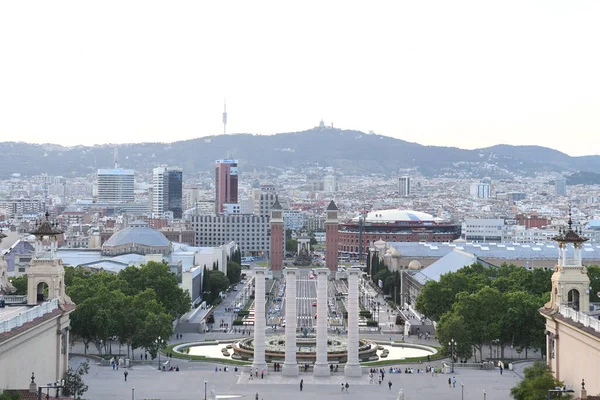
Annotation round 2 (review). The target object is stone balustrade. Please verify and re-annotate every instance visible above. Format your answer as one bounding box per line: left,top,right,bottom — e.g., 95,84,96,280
560,305,600,332
0,298,59,333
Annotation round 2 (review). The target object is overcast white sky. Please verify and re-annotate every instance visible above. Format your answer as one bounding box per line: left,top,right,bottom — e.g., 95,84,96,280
1,1,599,156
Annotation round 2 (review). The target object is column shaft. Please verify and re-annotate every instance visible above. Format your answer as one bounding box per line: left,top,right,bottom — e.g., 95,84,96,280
314,268,330,376
345,268,362,376
252,268,267,374
282,268,298,376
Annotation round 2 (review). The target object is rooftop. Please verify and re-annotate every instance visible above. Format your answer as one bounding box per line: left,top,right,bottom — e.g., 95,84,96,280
351,209,443,224
389,241,600,260
97,168,135,175
103,226,170,248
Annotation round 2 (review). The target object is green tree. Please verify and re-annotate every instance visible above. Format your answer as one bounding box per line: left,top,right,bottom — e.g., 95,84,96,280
452,286,504,361
0,391,21,400
286,237,298,252
202,265,210,298
588,265,600,302
510,362,570,400
309,233,317,247
227,261,242,285
207,270,230,304
9,274,27,295
500,291,546,358
62,360,90,400
436,312,473,360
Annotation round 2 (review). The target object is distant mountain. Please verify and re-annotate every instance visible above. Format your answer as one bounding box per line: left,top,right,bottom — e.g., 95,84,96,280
1,128,599,178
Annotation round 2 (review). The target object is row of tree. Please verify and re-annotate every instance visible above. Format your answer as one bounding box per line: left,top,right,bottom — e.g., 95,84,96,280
415,263,553,361
66,261,191,359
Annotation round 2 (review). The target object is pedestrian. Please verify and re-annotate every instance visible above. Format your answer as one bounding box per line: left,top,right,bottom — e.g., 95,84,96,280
388,380,392,390
448,377,451,388
341,383,344,393
345,382,349,392
300,379,303,391
261,370,264,379
255,393,259,400
124,371,128,381
452,377,456,388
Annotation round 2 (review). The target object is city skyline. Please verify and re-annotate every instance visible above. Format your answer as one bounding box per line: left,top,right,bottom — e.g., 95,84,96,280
1,1,600,156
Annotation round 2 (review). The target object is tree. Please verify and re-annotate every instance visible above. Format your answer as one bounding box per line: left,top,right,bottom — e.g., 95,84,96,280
9,274,27,295
510,362,570,400
286,237,298,252
452,286,504,361
309,233,317,246
207,270,230,304
62,360,90,400
436,313,473,360
0,392,21,400
227,261,242,285
202,265,210,299
500,291,546,358
588,265,600,302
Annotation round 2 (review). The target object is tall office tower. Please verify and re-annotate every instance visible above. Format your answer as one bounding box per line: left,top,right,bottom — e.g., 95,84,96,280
97,169,135,203
153,166,183,219
153,167,168,218
167,169,183,219
398,176,411,196
324,174,336,193
269,197,284,279
215,159,238,214
325,200,339,273
555,177,567,196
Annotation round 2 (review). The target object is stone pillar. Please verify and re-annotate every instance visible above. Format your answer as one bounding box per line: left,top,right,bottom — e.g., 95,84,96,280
345,268,362,376
252,267,268,375
282,268,298,376
313,268,330,376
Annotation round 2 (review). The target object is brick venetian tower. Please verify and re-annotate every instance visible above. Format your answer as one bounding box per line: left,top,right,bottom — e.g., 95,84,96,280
269,197,284,279
325,200,339,273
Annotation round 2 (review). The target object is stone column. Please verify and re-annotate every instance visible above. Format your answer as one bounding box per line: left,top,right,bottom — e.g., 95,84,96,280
345,268,362,376
313,268,330,376
282,268,298,376
252,267,267,375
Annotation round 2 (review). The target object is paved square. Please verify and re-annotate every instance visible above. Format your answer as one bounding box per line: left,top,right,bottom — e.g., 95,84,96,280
74,356,522,400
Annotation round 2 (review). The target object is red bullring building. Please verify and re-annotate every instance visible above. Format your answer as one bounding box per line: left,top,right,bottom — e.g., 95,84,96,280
338,209,461,256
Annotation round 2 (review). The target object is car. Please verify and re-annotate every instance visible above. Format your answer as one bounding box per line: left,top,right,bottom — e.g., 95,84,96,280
312,302,317,307
233,286,239,291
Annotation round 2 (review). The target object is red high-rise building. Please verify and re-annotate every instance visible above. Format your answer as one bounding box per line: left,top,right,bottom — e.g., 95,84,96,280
215,159,238,214
325,200,339,272
269,197,284,278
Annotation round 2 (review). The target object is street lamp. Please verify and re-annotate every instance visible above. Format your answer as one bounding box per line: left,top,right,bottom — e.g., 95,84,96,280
461,382,464,400
155,336,163,370
204,380,207,400
448,339,457,373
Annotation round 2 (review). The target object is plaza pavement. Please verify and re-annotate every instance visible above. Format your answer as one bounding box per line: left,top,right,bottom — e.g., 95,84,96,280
73,354,525,400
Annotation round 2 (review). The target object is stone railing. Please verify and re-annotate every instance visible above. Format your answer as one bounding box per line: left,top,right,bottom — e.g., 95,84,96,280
559,305,600,333
1,295,27,304
0,298,59,333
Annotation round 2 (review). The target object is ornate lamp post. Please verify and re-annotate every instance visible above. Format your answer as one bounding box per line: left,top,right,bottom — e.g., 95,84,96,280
449,339,457,373
155,336,163,370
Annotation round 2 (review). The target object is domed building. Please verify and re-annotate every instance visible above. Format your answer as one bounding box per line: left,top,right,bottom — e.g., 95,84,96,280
102,220,172,256
338,209,461,257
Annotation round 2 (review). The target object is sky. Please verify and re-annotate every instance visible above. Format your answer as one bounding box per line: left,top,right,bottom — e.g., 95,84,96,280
1,1,599,156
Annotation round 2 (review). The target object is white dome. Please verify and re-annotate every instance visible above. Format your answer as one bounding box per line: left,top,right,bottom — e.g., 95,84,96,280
353,209,441,223
408,260,422,270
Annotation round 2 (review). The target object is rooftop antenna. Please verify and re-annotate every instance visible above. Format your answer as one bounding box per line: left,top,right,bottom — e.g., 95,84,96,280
222,98,228,135
114,147,119,169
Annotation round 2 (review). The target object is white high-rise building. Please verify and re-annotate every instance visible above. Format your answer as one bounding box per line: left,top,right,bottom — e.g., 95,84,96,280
324,175,336,193
97,169,135,203
470,183,491,199
398,176,411,196
555,177,567,196
153,166,169,218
